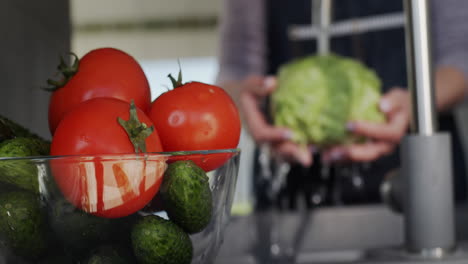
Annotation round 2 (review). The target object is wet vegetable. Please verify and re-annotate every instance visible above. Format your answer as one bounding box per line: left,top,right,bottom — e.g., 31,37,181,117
272,54,385,147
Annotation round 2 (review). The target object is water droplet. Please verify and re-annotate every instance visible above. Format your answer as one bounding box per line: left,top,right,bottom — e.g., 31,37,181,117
271,244,281,256
168,111,186,127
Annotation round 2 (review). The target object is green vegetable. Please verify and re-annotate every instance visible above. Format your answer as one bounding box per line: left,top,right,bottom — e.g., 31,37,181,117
161,160,212,234
0,137,51,193
48,199,116,255
340,59,385,123
272,54,385,147
131,215,193,264
37,253,74,264
84,244,135,264
0,137,50,157
0,115,46,142
0,119,14,142
0,191,48,260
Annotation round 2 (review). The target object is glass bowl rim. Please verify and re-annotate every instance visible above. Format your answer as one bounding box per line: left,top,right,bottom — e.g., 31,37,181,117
0,148,241,162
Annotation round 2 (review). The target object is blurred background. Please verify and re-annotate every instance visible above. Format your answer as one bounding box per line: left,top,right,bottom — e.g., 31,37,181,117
72,0,221,98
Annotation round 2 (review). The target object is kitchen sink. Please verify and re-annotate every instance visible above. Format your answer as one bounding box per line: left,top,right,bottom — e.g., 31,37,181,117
215,205,468,264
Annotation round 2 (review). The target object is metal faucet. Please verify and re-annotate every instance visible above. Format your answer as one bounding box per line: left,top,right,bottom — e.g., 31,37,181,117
256,0,457,261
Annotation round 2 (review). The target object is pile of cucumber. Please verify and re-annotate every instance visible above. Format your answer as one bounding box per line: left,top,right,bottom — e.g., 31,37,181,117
0,115,55,262
0,116,50,192
0,116,213,264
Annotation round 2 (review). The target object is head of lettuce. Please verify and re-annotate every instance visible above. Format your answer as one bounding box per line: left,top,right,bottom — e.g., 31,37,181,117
272,54,385,148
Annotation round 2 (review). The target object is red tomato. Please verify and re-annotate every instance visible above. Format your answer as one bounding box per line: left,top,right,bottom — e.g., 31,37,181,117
48,47,151,135
148,79,241,171
50,98,165,218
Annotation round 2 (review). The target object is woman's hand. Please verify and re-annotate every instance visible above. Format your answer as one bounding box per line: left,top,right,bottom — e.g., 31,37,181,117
322,88,411,163
239,75,313,166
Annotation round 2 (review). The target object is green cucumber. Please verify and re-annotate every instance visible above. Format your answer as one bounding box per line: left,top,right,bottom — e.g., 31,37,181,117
161,160,213,234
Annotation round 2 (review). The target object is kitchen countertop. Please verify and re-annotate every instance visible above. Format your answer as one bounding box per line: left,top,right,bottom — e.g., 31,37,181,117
214,205,468,264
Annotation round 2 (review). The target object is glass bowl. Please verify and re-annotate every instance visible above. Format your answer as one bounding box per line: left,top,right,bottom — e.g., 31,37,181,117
0,149,240,264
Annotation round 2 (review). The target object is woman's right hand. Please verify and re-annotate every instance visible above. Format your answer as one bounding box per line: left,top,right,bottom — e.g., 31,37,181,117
239,75,313,167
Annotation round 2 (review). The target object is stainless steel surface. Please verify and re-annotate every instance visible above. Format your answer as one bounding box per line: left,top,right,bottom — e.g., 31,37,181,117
416,247,453,259
380,169,404,213
258,144,291,201
365,244,468,264
290,12,405,41
402,134,456,255
317,0,332,55
215,206,468,263
404,0,437,135
402,0,455,256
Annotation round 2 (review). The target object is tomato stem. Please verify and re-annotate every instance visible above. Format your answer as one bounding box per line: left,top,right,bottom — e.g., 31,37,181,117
118,100,154,153
168,60,184,88
43,52,80,92
168,72,183,89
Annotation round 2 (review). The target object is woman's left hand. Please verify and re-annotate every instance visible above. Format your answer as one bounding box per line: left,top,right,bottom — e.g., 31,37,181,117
322,87,411,163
